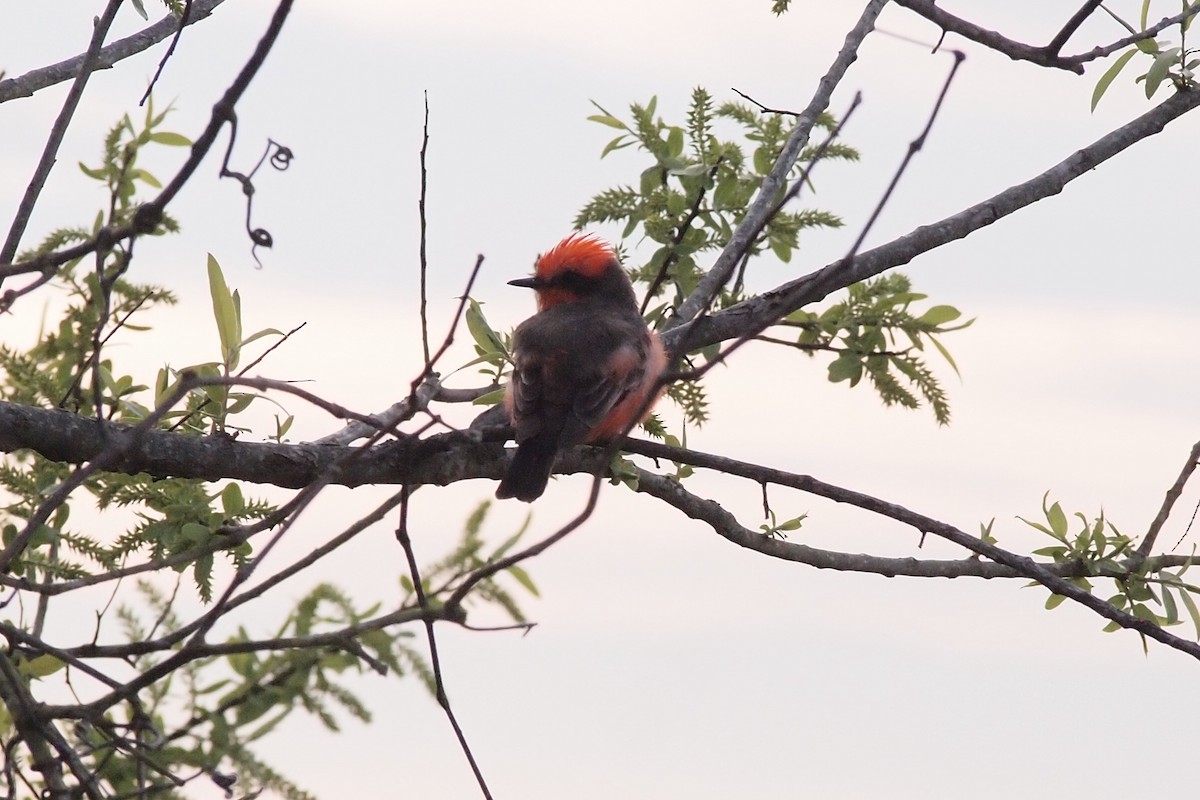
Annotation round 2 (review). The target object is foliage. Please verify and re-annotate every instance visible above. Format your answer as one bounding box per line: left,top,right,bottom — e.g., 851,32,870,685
784,274,971,425
0,106,536,798
1091,1,1200,110
1022,493,1200,647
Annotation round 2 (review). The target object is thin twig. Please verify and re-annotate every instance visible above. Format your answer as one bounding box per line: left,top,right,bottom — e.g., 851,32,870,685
639,160,723,315
394,486,493,800
139,0,192,106
418,91,432,365
1138,439,1200,558
731,88,801,116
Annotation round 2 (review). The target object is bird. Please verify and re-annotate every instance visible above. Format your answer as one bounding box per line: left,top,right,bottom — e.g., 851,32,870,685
495,233,668,502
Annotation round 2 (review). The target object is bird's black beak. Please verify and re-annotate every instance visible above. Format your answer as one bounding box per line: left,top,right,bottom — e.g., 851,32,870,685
508,276,541,289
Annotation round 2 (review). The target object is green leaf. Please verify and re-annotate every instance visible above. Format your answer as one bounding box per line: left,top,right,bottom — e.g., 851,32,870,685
240,327,284,348
587,114,628,130
181,522,210,546
78,162,107,180
207,254,240,368
221,483,245,516
1044,593,1066,610
1131,602,1158,623
777,516,806,532
1045,498,1068,540
129,168,162,188
472,387,506,406
927,334,961,378
131,0,148,20
753,146,774,175
1091,49,1138,111
917,305,961,326
1134,36,1162,55
1179,587,1200,639
1144,47,1180,99
669,163,711,178
19,654,65,678
827,354,862,385
506,564,540,597
666,127,684,159
769,237,793,263
639,165,663,195
600,134,631,158
1162,585,1180,625
149,131,193,147
465,299,507,356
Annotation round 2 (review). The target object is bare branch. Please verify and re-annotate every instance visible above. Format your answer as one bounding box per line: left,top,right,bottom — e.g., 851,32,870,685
0,0,226,105
624,446,1200,661
394,488,494,800
139,0,193,106
1045,0,1103,56
1139,439,1200,558
0,0,124,270
418,92,432,365
895,0,1085,72
896,0,1200,71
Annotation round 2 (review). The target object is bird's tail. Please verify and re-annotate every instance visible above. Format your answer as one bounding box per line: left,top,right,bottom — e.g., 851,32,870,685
495,438,558,502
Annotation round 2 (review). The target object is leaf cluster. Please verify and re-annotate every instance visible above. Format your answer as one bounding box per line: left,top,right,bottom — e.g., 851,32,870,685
1022,493,1200,647
784,273,971,425
1091,2,1200,110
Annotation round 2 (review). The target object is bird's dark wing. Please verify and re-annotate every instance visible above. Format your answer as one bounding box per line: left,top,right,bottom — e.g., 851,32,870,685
508,306,648,448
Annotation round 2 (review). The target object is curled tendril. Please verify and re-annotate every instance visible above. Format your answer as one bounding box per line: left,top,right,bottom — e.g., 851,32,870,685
218,115,294,268
269,140,294,171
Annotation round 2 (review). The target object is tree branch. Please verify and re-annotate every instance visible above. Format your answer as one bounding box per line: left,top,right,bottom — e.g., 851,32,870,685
1138,438,1200,558
894,0,1087,73
0,0,124,269
0,399,505,489
896,0,1200,71
669,0,888,327
627,452,1200,662
668,86,1200,355
0,0,227,105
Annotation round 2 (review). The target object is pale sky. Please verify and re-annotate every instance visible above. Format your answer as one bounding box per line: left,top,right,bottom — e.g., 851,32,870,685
3,2,1200,798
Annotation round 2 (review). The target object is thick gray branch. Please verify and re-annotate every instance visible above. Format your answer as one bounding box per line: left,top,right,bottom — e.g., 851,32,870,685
666,86,1200,354
0,400,507,488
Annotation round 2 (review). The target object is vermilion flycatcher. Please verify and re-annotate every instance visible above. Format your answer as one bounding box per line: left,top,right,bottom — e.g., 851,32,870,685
495,234,667,502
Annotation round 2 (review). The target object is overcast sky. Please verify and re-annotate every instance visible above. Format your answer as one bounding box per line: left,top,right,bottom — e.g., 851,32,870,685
3,2,1200,798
